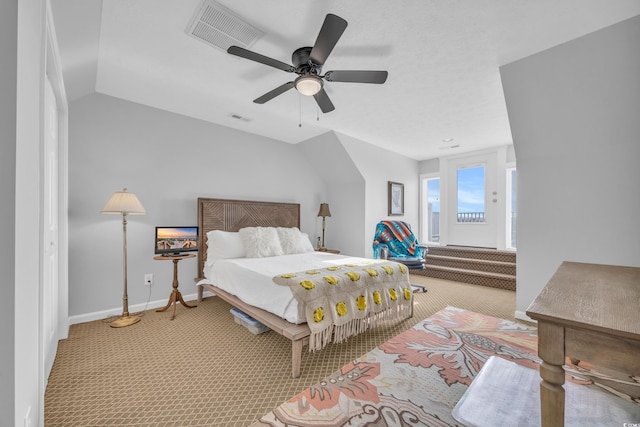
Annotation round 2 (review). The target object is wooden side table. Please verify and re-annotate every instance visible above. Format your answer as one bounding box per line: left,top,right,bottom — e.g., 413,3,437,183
526,261,640,427
317,248,340,254
154,253,197,320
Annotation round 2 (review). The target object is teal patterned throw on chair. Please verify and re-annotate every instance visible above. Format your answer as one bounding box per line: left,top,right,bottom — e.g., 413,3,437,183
372,220,428,270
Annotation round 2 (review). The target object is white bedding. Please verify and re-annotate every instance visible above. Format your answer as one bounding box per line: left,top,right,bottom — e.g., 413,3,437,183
200,252,378,324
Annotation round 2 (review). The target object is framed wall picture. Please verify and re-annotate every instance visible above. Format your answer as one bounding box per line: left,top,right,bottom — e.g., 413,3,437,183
388,181,404,216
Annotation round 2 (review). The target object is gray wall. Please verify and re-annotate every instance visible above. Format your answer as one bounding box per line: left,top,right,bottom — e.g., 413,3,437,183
68,93,329,318
1,0,17,422
419,158,440,175
501,15,640,318
299,131,422,258
68,93,422,320
339,133,421,257
298,132,366,256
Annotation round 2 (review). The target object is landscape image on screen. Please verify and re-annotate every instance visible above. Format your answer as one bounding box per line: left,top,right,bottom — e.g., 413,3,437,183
155,227,198,253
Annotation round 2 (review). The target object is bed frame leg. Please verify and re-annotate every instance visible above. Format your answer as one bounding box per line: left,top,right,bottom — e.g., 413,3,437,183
291,339,303,378
197,284,203,303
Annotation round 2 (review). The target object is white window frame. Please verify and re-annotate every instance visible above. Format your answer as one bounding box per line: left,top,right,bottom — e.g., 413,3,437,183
420,173,441,245
506,164,517,250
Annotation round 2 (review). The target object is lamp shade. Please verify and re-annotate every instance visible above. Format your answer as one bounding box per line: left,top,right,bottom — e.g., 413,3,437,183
317,203,331,218
295,74,323,96
101,188,146,215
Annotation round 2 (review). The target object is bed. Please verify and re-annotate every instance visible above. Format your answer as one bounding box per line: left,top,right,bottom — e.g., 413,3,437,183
194,197,413,378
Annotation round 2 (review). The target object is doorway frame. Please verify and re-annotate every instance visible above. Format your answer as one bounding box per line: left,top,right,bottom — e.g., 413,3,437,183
423,147,508,250
40,3,70,424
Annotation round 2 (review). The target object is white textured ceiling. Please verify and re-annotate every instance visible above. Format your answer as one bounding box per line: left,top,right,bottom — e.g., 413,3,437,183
51,0,640,160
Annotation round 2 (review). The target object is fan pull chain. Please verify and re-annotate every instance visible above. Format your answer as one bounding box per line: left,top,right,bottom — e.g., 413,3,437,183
317,104,320,121
298,93,302,128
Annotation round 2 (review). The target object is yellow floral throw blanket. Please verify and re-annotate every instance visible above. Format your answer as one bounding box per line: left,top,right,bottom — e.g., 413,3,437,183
272,260,413,351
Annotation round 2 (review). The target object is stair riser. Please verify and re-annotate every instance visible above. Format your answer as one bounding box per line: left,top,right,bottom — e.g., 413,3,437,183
413,268,516,291
427,258,516,276
427,247,515,263
420,246,517,290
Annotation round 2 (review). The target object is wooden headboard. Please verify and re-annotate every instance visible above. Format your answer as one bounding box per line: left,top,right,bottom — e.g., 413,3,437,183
196,197,300,279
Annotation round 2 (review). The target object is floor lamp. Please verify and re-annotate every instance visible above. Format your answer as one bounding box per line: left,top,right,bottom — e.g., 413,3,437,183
101,188,146,328
317,203,331,251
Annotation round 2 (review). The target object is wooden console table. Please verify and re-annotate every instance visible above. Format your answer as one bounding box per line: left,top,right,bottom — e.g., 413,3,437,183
526,261,640,427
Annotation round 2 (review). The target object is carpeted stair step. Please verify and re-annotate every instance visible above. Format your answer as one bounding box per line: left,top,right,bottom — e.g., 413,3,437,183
414,264,516,291
426,254,516,276
416,245,516,291
427,246,516,264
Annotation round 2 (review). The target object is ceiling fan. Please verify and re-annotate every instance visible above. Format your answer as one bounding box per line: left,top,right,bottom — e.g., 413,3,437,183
227,13,388,113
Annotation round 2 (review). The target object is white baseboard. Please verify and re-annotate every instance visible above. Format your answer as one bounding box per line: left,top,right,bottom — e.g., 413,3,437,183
515,310,536,323
68,289,216,326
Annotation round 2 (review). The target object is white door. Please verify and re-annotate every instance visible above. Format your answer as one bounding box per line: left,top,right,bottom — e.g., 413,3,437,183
446,153,498,248
43,76,59,377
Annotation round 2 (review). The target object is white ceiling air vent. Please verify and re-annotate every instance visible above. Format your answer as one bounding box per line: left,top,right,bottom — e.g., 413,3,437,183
186,0,264,52
230,113,251,122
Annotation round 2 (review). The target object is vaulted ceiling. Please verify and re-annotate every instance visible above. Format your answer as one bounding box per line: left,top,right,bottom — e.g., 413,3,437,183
51,0,640,160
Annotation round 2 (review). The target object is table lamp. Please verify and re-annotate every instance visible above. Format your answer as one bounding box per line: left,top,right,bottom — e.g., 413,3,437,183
317,203,331,251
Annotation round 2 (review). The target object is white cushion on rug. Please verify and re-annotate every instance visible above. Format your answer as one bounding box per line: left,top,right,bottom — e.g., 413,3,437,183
239,226,284,258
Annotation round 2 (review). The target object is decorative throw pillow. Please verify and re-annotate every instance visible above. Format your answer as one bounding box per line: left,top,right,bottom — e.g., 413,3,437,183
276,227,306,254
239,226,284,258
299,233,316,253
206,230,246,265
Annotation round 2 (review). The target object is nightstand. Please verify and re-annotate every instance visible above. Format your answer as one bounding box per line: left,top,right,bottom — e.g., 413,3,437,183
317,248,340,254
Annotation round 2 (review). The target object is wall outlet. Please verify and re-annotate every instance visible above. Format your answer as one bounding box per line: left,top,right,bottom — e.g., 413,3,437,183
144,274,153,286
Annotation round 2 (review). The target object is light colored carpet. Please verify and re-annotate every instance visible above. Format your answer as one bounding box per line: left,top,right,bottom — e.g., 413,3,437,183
45,276,519,426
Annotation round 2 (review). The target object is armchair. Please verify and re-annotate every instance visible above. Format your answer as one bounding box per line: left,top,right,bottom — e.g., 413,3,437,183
372,220,429,269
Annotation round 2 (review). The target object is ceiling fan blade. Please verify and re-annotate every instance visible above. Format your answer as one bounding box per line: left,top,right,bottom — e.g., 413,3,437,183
309,14,348,66
228,46,295,73
313,88,335,113
253,82,295,104
324,70,388,84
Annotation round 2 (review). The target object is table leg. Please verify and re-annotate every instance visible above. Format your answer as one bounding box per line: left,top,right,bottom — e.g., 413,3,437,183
176,290,196,308
156,290,178,319
156,258,196,320
291,339,303,378
197,284,204,302
170,292,177,320
537,322,566,427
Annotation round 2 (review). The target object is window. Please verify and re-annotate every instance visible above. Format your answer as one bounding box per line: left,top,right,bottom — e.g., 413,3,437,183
507,167,517,248
425,177,440,243
457,165,485,223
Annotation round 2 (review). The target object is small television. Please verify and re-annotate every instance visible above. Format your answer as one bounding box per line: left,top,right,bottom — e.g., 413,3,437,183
155,226,199,256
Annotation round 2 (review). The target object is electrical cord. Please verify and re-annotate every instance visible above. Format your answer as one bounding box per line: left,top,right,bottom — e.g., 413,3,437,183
102,284,152,323
131,283,153,317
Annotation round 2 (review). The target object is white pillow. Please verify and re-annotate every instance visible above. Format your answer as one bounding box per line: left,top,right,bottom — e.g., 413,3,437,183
206,230,245,265
276,227,307,254
299,233,316,253
239,226,284,258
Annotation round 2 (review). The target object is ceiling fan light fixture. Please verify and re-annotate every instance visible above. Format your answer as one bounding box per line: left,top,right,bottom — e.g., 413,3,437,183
295,74,323,96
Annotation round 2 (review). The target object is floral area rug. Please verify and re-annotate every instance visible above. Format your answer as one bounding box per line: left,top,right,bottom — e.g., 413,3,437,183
251,306,540,426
